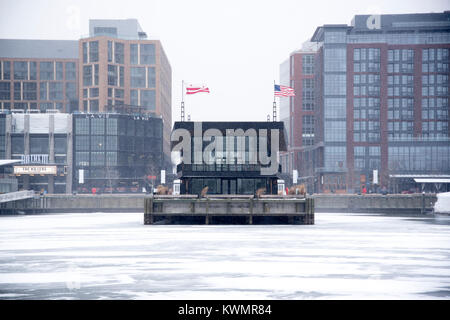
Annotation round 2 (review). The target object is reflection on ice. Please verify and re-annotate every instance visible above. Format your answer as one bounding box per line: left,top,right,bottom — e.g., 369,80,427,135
0,212,449,299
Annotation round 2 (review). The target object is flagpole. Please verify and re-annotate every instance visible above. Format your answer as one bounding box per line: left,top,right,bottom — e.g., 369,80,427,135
181,80,185,122
273,80,277,122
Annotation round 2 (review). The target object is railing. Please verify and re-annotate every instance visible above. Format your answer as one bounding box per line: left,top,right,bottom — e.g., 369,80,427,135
0,190,35,203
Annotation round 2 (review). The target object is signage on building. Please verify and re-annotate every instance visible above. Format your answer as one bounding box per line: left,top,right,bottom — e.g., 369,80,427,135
79,169,84,184
293,170,298,184
161,170,166,184
21,154,49,164
14,165,57,175
373,169,379,185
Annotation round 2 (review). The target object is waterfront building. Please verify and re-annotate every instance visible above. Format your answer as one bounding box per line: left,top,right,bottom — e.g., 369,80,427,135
0,18,172,162
172,121,287,195
282,11,450,193
279,41,319,192
72,112,163,193
2,112,73,193
0,39,79,113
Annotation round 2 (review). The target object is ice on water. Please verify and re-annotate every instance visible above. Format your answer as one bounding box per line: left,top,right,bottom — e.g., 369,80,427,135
0,211,449,299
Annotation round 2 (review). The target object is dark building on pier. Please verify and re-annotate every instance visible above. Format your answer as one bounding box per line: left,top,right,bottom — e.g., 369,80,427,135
172,121,287,195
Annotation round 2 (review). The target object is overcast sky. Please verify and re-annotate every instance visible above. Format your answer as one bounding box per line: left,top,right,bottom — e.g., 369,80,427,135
0,0,448,123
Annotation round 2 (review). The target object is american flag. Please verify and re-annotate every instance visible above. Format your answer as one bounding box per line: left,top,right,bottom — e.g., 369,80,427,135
186,85,210,95
274,84,295,97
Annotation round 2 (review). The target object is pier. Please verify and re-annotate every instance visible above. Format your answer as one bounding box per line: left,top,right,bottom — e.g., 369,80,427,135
144,195,315,225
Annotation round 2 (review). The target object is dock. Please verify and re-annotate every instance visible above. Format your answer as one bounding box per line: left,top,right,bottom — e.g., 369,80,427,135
144,195,315,225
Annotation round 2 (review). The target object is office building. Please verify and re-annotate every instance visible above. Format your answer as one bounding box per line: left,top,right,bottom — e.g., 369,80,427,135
279,42,319,191
79,19,172,158
282,11,450,193
73,112,163,193
0,39,79,113
0,18,172,161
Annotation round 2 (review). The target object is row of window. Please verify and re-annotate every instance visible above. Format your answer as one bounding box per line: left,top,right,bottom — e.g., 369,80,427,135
422,121,448,133
0,61,76,81
354,48,381,61
74,117,161,137
353,85,380,97
422,48,449,61
0,102,68,112
0,81,76,101
388,109,413,120
10,135,67,155
388,145,450,171
82,41,156,66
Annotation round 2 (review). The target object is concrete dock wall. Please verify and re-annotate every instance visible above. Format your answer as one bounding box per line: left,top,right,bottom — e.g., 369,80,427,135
0,193,436,215
312,194,437,214
143,196,315,225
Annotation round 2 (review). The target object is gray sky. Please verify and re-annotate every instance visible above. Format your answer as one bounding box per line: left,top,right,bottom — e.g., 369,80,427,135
0,0,448,123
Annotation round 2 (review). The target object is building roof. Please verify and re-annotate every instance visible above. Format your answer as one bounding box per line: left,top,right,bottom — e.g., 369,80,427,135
0,160,21,167
172,121,288,152
311,11,450,42
0,39,78,59
414,178,450,183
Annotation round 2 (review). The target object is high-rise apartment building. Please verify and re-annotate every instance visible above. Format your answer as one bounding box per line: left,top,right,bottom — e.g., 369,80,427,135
0,19,172,159
283,12,450,193
79,19,172,157
280,42,318,189
0,39,79,113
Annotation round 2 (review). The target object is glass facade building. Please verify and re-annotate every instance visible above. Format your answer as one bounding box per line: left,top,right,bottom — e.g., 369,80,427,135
306,12,450,193
73,113,163,193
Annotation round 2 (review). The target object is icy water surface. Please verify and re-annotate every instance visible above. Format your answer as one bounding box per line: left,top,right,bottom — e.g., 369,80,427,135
0,212,449,299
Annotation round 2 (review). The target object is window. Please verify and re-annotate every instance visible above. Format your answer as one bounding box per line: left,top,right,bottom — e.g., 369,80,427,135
94,64,99,86
0,82,10,100
302,55,314,74
82,42,88,63
83,65,92,86
140,44,155,65
108,41,113,62
131,90,138,105
89,87,99,98
90,99,99,112
140,90,155,110
3,61,10,80
11,136,24,154
30,136,49,154
89,41,99,62
107,118,118,135
14,82,21,100
324,48,346,72
40,62,54,80
114,42,124,64
91,118,105,135
65,62,76,80
324,74,346,95
65,82,77,99
55,62,63,80
130,44,138,64
75,118,89,134
147,67,156,88
131,67,146,88
23,82,37,100
119,66,124,87
13,61,28,80
49,82,63,100
108,65,117,86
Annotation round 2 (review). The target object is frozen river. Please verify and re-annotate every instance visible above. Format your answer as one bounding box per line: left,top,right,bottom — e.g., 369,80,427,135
0,211,449,300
